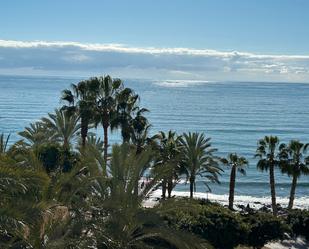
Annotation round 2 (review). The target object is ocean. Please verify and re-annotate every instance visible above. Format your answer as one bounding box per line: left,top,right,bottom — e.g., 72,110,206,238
0,75,308,208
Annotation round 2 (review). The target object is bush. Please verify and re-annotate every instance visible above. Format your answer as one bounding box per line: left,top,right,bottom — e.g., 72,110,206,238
160,198,294,249
38,143,62,173
286,209,309,240
161,199,249,249
61,149,77,172
37,143,77,173
243,212,289,249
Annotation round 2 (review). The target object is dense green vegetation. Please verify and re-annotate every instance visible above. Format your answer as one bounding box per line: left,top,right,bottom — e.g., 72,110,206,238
0,75,308,248
161,199,290,249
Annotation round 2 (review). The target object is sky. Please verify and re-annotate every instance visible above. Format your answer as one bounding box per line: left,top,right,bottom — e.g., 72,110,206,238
0,0,309,82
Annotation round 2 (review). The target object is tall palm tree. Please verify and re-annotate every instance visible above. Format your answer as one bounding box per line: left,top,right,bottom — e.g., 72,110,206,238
92,75,124,164
129,107,152,154
41,108,80,150
61,79,96,147
111,87,140,143
255,135,281,215
279,140,309,210
156,131,183,199
221,153,248,210
180,132,222,199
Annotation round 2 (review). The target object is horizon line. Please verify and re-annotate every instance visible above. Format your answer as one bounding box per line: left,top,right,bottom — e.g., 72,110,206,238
1,73,309,85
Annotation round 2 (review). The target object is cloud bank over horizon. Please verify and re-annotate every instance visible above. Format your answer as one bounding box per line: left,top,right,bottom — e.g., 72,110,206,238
0,39,309,82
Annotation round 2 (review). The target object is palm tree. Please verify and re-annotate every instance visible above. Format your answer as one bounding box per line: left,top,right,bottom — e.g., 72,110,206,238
108,143,158,205
0,139,211,248
85,134,104,153
112,87,138,140
255,136,281,215
221,153,248,210
61,79,96,147
74,143,209,249
41,108,80,150
279,140,309,210
129,107,152,154
93,76,124,164
180,132,222,199
0,157,50,248
19,122,51,148
156,131,183,199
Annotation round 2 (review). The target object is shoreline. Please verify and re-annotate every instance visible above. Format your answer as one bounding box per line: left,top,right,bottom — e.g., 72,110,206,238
144,189,309,210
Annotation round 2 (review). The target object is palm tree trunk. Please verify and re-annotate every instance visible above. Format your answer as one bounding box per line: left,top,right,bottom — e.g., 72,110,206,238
190,176,195,199
80,118,88,147
269,165,277,216
162,179,167,199
62,143,71,172
288,175,297,210
63,138,69,150
229,166,236,210
167,178,173,198
103,125,108,164
136,144,142,155
134,181,139,200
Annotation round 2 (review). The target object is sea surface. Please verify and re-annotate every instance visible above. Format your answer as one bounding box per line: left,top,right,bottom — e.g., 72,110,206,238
1,75,309,208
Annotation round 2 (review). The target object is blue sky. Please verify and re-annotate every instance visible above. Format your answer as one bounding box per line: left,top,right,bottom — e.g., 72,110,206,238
1,0,309,81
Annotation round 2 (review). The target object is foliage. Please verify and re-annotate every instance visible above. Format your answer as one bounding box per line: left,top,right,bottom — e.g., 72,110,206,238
37,143,62,173
18,122,52,147
42,143,210,249
0,133,10,155
91,75,125,162
160,199,249,249
255,135,281,215
286,209,309,240
0,158,50,248
243,212,289,249
41,108,80,149
155,130,183,198
279,140,309,209
180,132,222,198
2,75,309,249
61,78,97,147
221,153,248,210
160,198,294,249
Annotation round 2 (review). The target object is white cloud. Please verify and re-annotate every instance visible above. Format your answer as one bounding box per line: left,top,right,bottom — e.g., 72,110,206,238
0,39,309,82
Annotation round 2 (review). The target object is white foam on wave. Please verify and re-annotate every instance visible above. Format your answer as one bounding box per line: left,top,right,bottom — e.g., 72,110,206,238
154,80,213,88
148,190,309,210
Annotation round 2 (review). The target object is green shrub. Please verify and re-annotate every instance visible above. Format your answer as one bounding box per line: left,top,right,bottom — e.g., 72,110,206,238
286,209,309,240
243,212,289,249
161,199,249,249
160,198,295,249
38,143,61,173
37,143,77,173
61,149,77,172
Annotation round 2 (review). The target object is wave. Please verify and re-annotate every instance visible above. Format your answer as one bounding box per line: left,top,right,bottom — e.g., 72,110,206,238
175,179,309,188
154,80,213,88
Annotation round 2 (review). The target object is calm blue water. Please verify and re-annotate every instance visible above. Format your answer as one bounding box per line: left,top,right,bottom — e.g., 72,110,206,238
1,75,309,201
